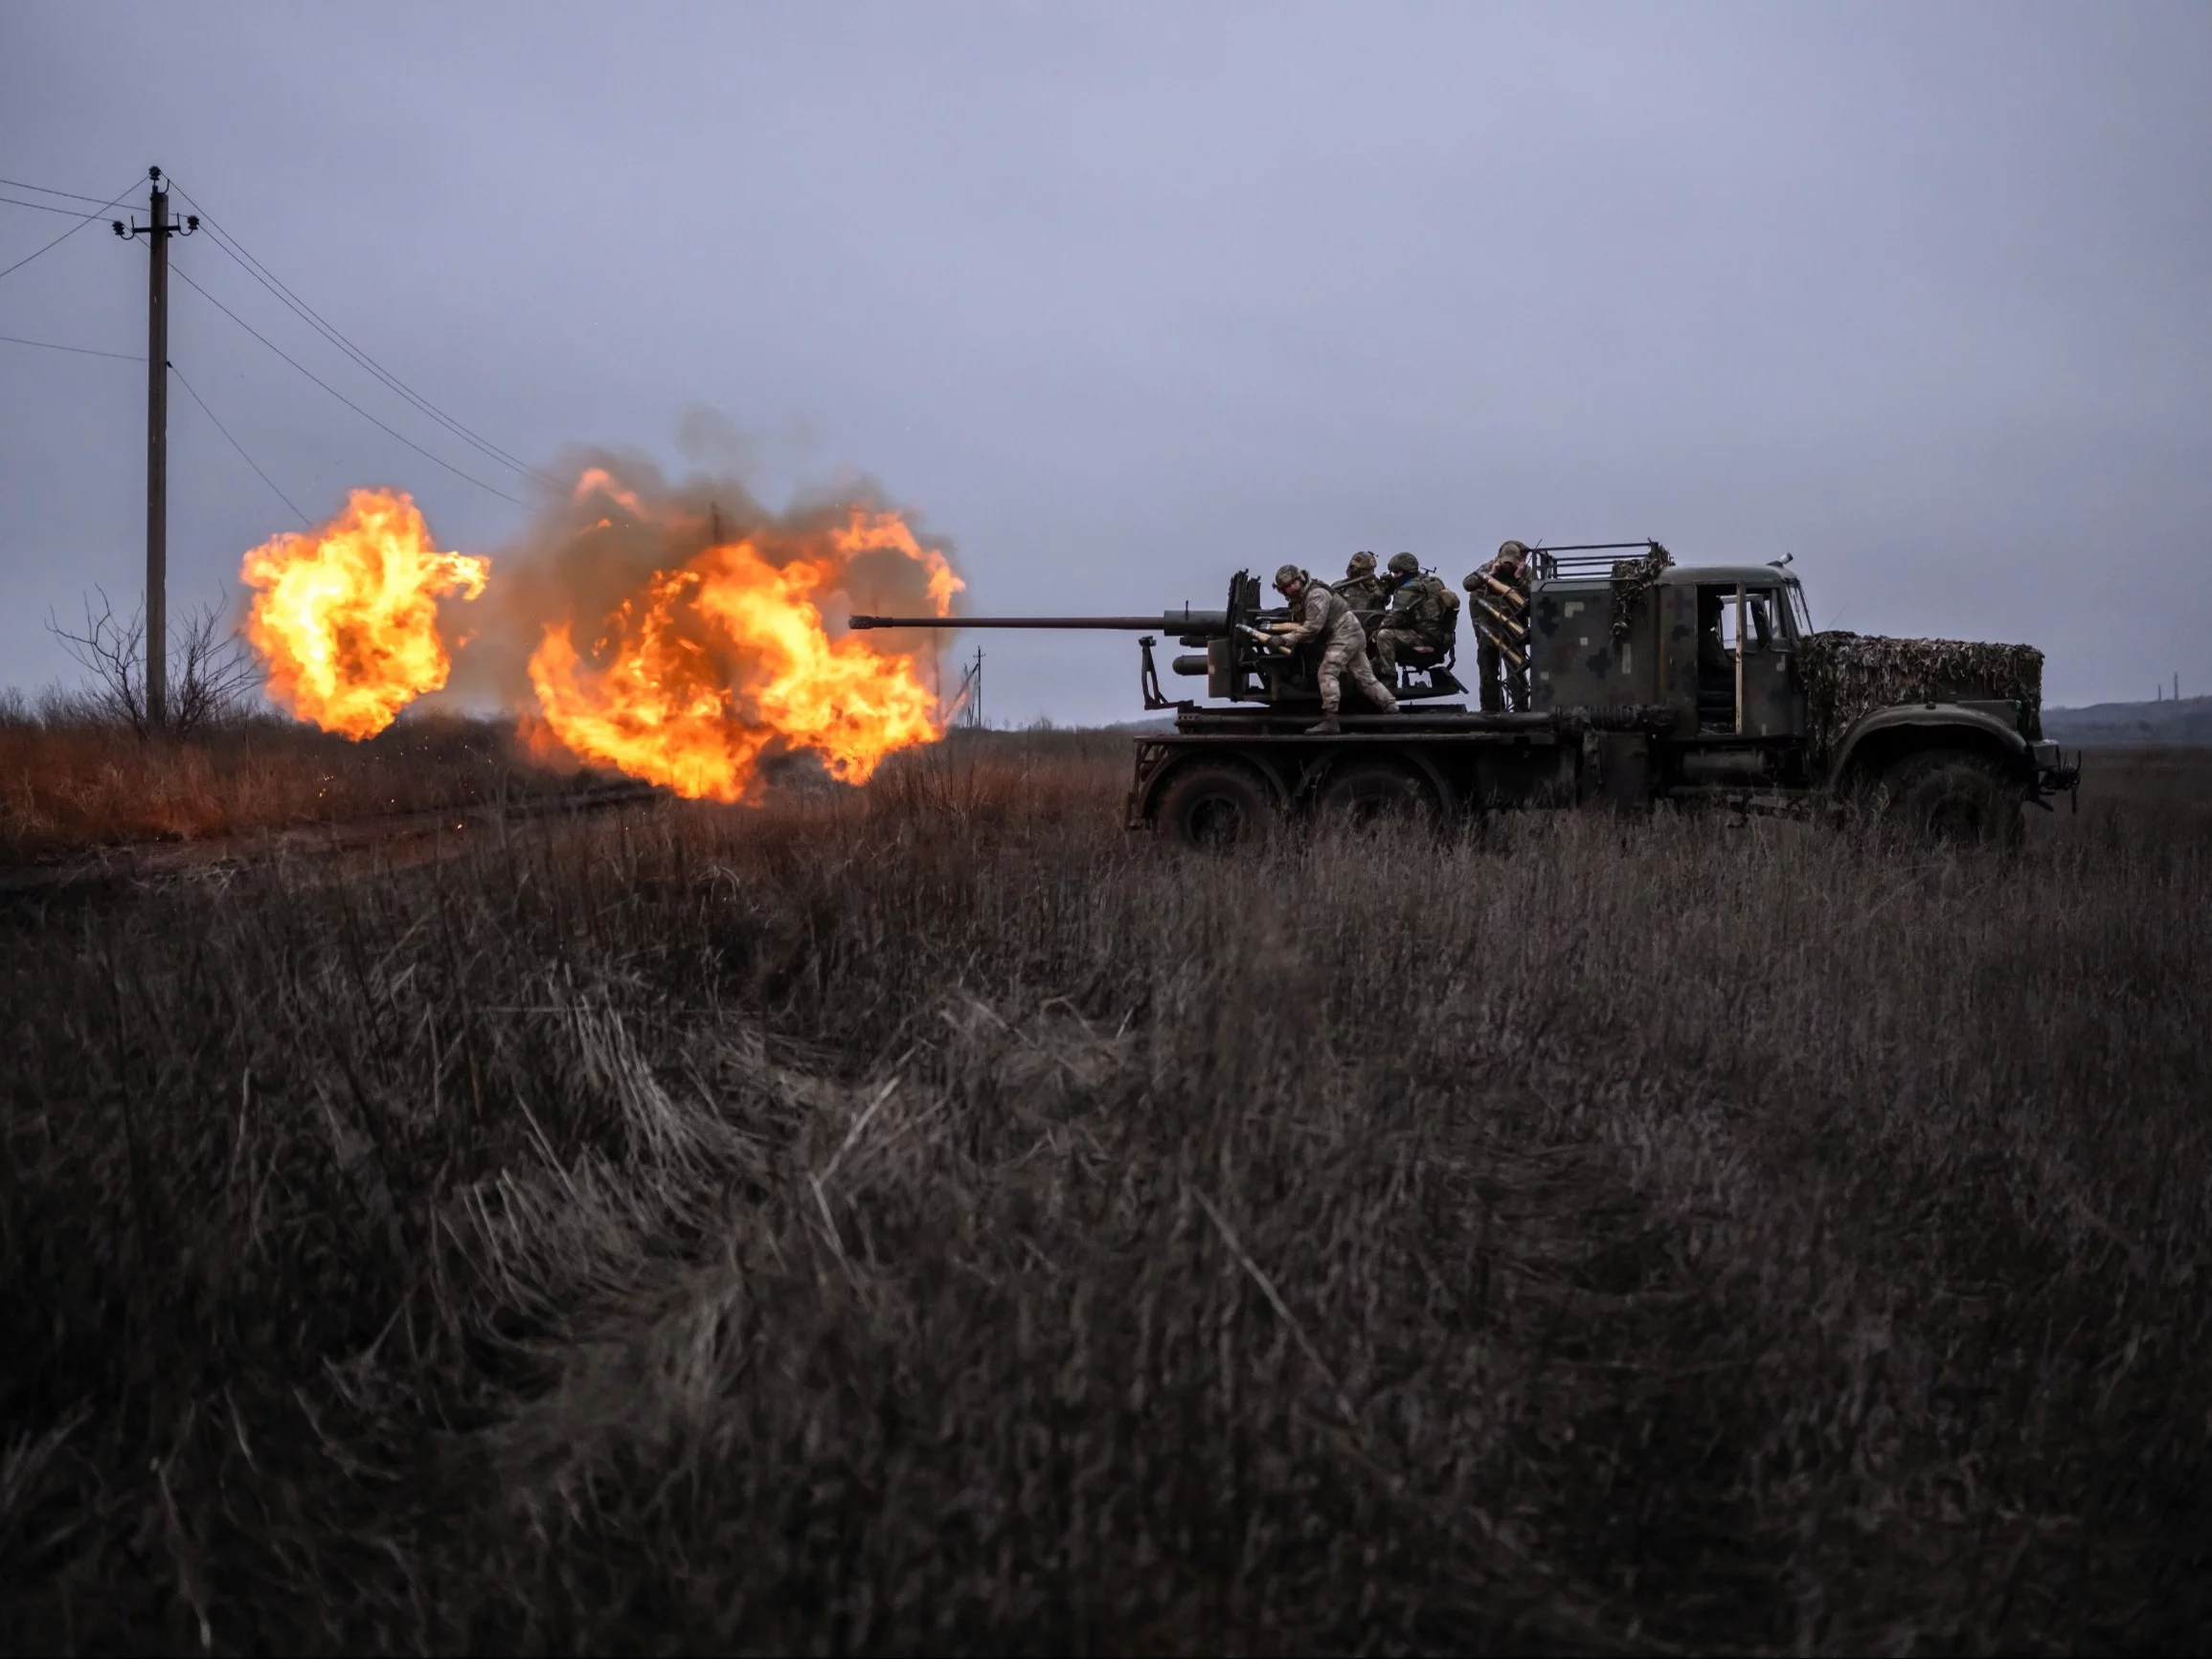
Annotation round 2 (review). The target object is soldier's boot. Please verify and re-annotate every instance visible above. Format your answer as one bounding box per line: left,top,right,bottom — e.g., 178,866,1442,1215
1306,717,1343,734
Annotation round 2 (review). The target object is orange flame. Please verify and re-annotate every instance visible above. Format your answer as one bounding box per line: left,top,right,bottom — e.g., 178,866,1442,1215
527,509,957,800
575,466,645,516
239,488,489,739
832,509,964,615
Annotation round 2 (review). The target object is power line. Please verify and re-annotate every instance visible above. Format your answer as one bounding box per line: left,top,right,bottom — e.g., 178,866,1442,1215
0,192,114,218
0,176,125,206
167,179,556,488
188,215,556,488
170,361,312,526
0,331,144,362
169,262,525,505
0,175,142,284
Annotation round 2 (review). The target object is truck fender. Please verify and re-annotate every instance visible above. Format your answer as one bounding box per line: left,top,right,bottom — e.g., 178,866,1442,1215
1828,705,2030,791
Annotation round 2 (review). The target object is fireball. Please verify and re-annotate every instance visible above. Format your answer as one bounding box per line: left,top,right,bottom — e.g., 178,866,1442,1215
528,509,955,801
239,488,489,739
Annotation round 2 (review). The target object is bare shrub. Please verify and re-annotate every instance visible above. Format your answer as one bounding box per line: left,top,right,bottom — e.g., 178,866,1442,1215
45,588,260,738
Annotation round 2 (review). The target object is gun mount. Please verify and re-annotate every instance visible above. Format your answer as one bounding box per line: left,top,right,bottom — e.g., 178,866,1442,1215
850,570,1466,713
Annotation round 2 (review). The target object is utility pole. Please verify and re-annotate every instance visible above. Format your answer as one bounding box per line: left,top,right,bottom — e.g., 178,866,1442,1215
113,168,195,729
955,646,984,729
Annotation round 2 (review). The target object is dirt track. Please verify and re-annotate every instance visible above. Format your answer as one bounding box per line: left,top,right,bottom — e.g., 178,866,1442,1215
0,779,663,898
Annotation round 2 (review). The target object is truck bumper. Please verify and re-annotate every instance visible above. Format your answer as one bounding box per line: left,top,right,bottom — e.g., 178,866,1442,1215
2030,740,2080,806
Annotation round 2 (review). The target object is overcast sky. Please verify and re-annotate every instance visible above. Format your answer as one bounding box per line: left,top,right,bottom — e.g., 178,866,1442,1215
5,2,2208,724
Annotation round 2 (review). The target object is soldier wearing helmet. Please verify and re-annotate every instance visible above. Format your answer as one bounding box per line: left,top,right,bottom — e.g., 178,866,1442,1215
1464,540,1533,713
1267,565,1398,733
1334,549,1387,617
1370,552,1459,681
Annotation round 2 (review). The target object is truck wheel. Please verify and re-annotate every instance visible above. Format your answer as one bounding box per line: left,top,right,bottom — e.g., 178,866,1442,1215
1879,747,2025,848
1153,762,1275,848
1315,760,1438,830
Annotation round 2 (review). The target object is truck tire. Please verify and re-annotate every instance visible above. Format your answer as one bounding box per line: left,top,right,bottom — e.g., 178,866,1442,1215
1315,759,1438,830
1878,747,2025,848
1153,761,1275,848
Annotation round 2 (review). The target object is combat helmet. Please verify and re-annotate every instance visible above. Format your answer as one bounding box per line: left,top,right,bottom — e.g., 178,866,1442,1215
1345,550,1376,576
1272,563,1307,594
1497,540,1528,563
1387,551,1421,577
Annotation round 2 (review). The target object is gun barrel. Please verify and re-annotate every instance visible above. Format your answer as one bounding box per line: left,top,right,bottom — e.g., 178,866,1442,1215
849,611,1232,633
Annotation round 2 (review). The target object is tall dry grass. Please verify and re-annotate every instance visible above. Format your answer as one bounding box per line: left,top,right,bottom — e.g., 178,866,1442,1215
2,734,2207,1652
0,695,598,862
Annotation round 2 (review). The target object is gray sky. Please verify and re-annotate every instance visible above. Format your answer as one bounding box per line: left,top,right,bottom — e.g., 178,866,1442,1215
5,1,2208,725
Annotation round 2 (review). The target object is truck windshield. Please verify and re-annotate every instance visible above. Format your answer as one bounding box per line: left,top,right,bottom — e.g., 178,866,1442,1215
1782,580,1812,639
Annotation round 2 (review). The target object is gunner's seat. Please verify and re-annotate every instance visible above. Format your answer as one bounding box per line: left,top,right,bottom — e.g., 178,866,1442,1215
1393,639,1464,698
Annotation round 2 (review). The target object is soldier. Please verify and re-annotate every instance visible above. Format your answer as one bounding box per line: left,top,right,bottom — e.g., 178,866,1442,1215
1268,564,1398,733
1371,551,1458,681
1464,540,1533,713
1334,550,1387,617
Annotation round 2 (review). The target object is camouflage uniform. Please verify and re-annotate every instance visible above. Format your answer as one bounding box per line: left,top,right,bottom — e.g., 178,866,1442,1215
1334,551,1388,618
1274,568,1398,718
1372,555,1457,678
1468,541,1531,713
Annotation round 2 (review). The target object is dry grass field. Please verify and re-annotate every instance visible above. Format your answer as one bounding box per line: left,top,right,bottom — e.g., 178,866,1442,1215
0,698,600,863
2,731,2208,1653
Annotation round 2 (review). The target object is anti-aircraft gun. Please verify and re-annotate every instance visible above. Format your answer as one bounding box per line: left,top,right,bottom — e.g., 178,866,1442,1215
850,568,1466,717
850,549,2078,849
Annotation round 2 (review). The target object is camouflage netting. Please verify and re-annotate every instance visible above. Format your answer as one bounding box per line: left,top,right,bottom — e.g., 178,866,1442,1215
1609,543,1673,643
1797,631,2044,761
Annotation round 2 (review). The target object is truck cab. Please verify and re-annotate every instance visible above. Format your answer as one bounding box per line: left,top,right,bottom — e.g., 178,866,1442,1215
1527,560,1817,793
1523,550,2069,819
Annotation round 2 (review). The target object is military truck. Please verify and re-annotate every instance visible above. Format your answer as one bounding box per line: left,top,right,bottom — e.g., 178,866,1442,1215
851,542,2079,847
